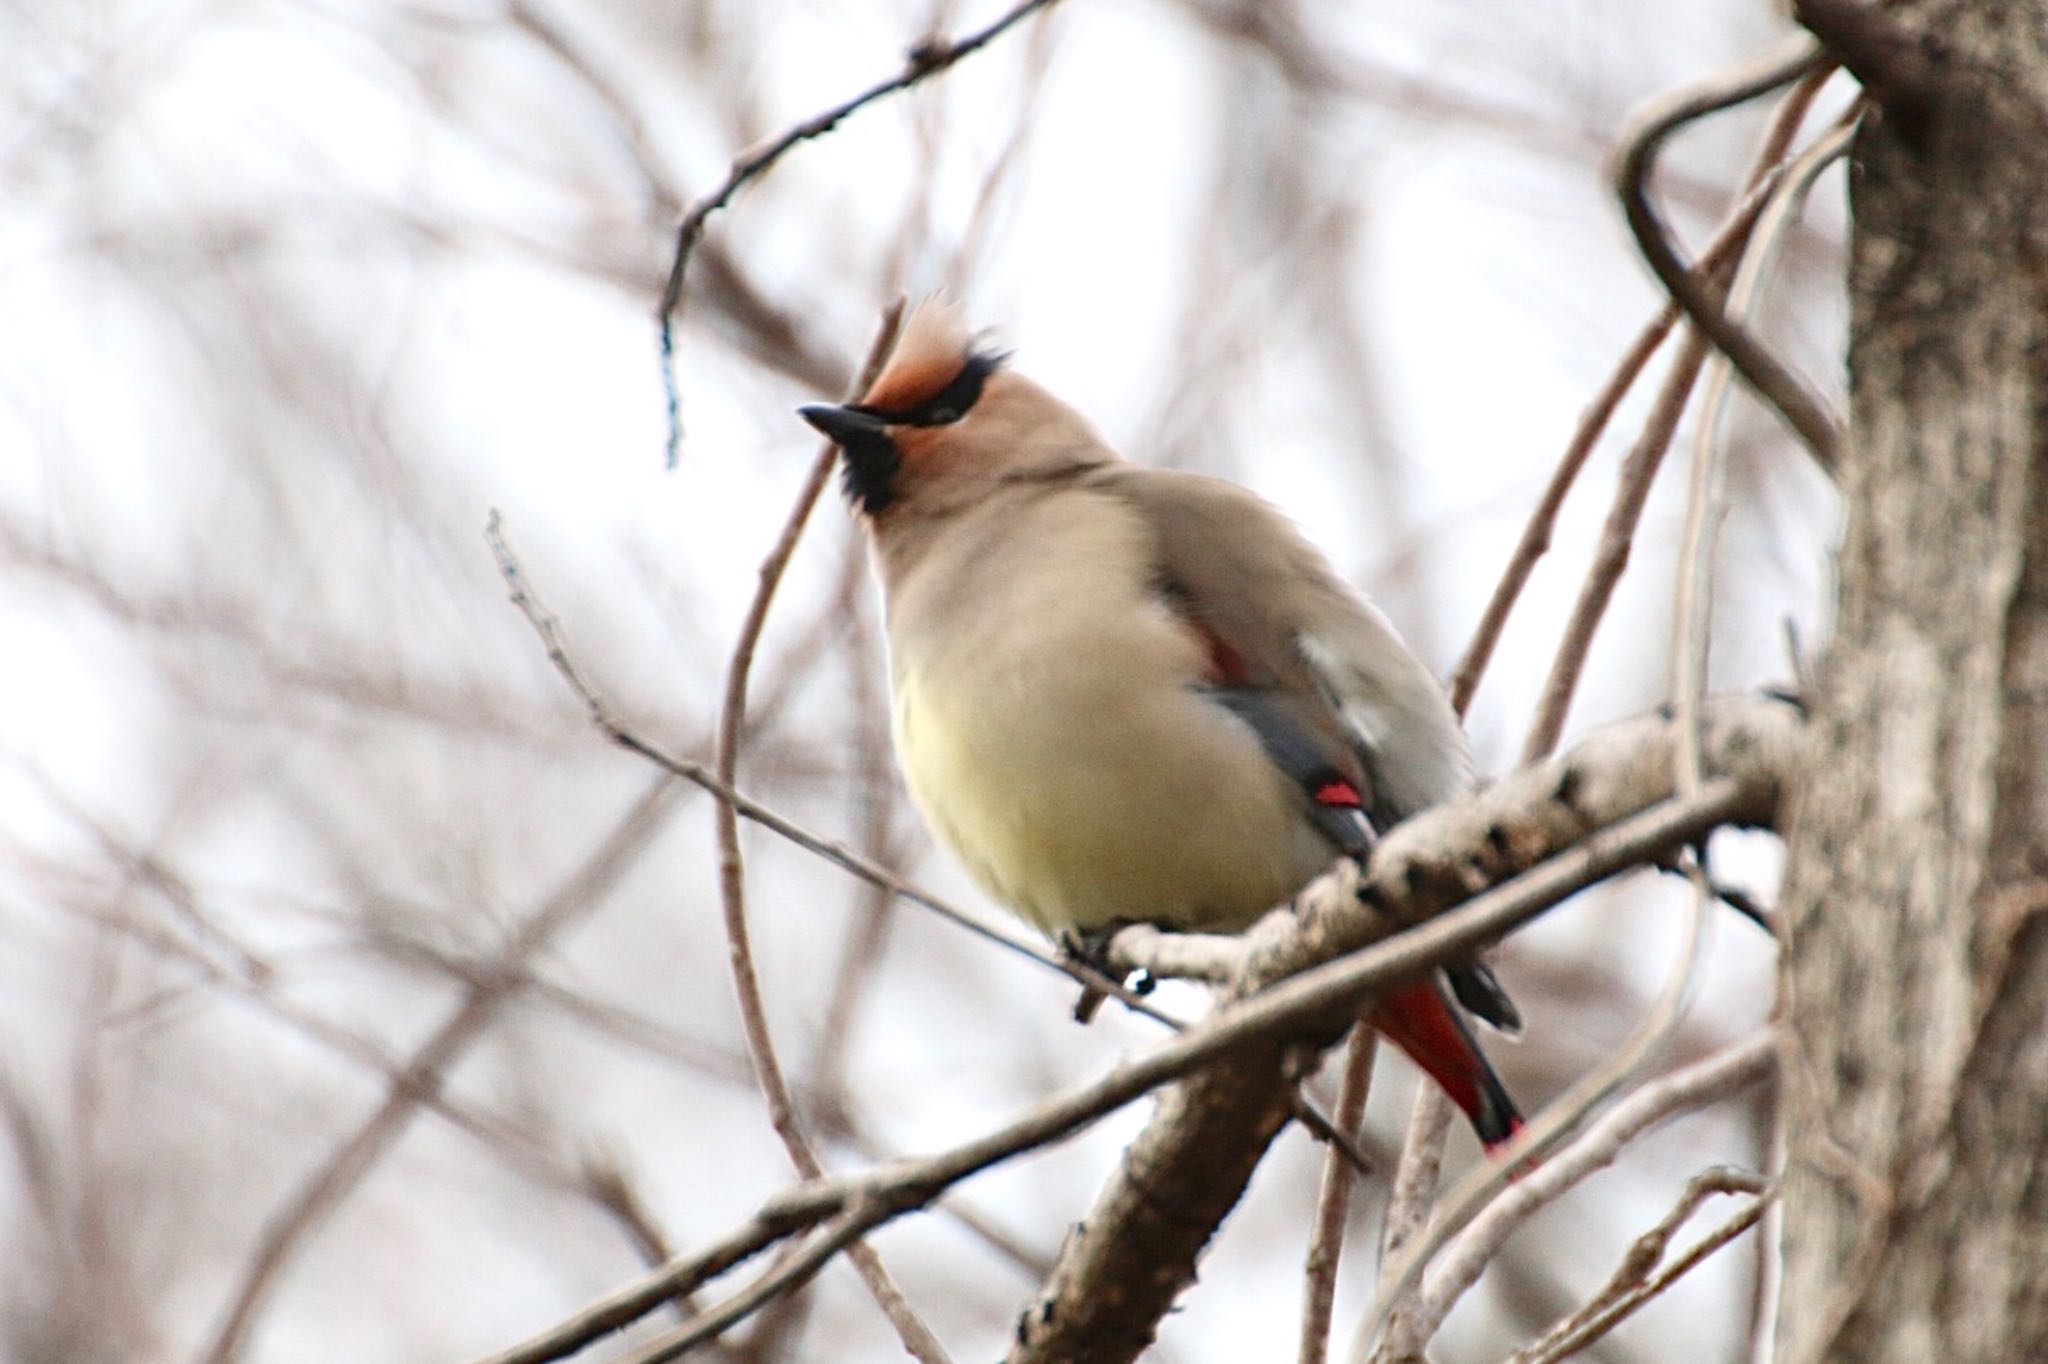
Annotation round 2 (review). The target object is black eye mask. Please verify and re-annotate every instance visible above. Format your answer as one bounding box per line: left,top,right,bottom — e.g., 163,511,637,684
851,350,1004,427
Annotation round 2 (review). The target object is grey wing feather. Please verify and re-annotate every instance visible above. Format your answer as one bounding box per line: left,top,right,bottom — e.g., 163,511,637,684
1090,464,1520,1035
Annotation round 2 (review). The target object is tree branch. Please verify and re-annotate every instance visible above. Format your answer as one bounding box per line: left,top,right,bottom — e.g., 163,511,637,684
1006,696,1804,1362
1614,37,1843,467
1792,0,1939,120
657,0,1068,462
474,697,1805,1364
1298,1030,1377,1364
702,303,952,1361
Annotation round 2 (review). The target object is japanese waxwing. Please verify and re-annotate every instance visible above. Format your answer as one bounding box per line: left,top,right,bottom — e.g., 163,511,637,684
800,300,1523,1150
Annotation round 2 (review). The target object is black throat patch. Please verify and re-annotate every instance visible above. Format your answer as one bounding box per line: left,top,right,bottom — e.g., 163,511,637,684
837,427,903,516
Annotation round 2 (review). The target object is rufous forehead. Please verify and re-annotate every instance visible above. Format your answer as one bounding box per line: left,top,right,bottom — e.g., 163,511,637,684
860,298,975,411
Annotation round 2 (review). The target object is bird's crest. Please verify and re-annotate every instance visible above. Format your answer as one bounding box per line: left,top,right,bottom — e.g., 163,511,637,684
860,297,980,414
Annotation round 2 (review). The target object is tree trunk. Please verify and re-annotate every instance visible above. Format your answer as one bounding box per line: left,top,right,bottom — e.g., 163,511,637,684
1776,6,2048,1361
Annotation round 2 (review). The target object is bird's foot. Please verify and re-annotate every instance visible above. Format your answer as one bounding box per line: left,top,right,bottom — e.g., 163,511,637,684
1058,921,1153,1023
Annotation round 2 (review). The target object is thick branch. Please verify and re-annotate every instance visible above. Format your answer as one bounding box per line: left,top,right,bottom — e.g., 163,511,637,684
1792,0,1939,119
1008,695,1805,1363
1775,3,2048,1359
475,697,1803,1364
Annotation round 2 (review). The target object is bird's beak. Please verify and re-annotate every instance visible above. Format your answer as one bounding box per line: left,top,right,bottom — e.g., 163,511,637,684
798,403,888,447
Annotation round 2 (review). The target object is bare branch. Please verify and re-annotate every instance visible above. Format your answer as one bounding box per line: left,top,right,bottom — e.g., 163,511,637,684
1359,1030,1778,1356
1521,57,1835,761
475,699,1803,1364
1508,1166,1773,1364
1615,38,1843,467
1366,1086,1456,1364
656,0,1069,462
701,303,951,1361
1298,1031,1377,1364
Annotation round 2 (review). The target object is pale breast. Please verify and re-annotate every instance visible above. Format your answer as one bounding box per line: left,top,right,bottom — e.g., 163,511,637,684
885,491,1332,937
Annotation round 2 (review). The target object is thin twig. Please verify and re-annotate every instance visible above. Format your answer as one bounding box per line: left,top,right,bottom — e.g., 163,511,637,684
484,510,1175,1026
1366,1085,1455,1364
657,0,1068,463
474,774,1777,1364
704,303,950,1362
619,1205,892,1364
1507,1167,1773,1364
1521,58,1834,762
1615,37,1841,467
1294,1092,1383,1185
1447,173,1785,720
1518,325,1712,765
471,1192,857,1364
1676,114,1858,791
1299,1030,1377,1364
1356,1030,1778,1358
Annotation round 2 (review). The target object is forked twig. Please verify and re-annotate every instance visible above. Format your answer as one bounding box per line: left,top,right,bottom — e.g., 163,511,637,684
1506,1167,1773,1364
1356,1030,1777,1358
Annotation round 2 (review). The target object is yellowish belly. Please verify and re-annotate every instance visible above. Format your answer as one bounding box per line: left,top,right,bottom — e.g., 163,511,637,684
892,653,1331,938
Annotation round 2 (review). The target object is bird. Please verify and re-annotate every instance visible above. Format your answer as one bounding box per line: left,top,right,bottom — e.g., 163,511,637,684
799,299,1522,1151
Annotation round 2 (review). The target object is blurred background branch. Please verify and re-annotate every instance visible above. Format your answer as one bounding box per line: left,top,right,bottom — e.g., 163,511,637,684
1,1,1850,1360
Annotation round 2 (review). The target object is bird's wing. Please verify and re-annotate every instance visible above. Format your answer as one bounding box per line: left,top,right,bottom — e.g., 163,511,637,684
1089,463,1521,1035
1086,466,1392,813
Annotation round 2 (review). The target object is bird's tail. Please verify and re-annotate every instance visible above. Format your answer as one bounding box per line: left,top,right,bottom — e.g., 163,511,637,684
1368,979,1524,1153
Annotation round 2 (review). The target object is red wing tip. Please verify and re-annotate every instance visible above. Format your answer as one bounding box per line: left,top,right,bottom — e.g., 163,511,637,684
1313,779,1363,808
1484,1117,1540,1180
1480,1116,1526,1157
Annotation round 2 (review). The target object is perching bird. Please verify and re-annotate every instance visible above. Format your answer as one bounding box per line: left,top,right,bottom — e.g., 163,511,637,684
800,300,1522,1151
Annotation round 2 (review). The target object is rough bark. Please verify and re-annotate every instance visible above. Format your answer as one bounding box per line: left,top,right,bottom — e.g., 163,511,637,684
1776,6,2048,1361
